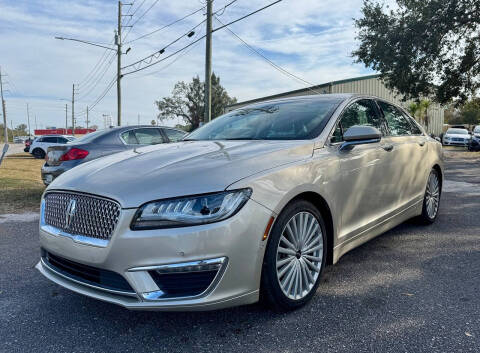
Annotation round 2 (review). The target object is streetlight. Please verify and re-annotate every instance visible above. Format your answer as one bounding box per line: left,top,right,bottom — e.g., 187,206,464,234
54,34,131,127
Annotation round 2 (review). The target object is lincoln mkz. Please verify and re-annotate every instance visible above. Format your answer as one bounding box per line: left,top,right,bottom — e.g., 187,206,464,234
36,94,443,311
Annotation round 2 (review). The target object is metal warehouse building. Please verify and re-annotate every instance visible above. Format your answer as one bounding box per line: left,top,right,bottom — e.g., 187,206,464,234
226,74,444,136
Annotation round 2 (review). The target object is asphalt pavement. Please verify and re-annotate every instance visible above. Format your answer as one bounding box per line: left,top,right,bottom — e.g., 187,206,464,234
1,150,479,353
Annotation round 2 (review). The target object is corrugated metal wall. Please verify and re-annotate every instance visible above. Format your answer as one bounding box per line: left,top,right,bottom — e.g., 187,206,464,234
227,76,444,136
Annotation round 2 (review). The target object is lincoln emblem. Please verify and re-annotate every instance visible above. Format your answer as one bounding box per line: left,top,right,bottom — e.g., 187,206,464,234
65,199,77,228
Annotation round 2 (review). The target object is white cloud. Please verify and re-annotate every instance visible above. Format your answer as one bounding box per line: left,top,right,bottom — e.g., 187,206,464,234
0,0,373,130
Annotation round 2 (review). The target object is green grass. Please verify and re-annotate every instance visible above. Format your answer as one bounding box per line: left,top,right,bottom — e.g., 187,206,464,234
0,153,45,214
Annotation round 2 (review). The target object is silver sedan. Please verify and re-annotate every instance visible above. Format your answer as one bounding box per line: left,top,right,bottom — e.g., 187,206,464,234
36,94,443,311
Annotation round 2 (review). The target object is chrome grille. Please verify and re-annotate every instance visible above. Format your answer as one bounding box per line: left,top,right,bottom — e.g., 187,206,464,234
43,192,120,240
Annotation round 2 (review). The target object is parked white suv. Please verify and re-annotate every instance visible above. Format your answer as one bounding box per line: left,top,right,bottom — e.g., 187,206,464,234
29,135,75,159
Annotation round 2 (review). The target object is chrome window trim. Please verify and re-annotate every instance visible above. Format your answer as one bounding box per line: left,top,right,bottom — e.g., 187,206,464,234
40,257,138,297
128,257,228,302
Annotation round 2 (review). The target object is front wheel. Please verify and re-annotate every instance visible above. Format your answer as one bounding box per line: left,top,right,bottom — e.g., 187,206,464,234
261,200,327,311
418,169,441,224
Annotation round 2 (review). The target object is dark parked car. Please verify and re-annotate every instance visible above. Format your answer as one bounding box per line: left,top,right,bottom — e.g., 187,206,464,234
41,125,187,185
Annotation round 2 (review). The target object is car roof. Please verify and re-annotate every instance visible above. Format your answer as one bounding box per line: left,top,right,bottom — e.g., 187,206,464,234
236,93,390,110
103,125,185,133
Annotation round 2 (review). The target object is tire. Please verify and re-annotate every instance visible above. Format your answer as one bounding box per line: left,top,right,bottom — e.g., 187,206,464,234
32,148,45,159
418,169,441,224
261,199,327,311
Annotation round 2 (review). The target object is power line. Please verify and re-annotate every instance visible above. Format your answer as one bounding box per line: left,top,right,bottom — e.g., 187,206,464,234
214,16,321,94
76,54,117,101
125,0,239,44
77,0,137,89
133,32,203,78
122,0,283,76
125,6,205,44
75,76,117,116
123,19,206,71
123,0,161,42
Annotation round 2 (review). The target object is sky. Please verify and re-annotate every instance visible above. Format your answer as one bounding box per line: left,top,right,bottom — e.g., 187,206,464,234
0,0,375,131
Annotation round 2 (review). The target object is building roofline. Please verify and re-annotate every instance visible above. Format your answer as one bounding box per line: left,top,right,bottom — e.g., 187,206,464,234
227,73,381,108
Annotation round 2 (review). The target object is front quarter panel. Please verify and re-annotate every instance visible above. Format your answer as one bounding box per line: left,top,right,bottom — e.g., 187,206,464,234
227,148,340,245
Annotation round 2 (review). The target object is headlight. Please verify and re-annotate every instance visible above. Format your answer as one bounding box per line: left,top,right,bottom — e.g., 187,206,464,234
131,188,252,230
444,136,450,140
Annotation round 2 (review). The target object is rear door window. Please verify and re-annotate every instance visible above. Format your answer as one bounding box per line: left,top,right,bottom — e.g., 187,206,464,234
43,137,58,143
331,99,384,143
134,128,165,145
120,130,139,145
377,101,413,136
163,128,186,142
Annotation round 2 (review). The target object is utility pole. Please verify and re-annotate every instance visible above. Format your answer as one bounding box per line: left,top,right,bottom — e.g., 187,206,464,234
72,84,75,135
26,103,31,138
137,114,140,125
65,104,68,133
0,67,8,144
86,106,89,129
34,114,37,131
10,120,14,141
116,1,122,127
204,0,213,124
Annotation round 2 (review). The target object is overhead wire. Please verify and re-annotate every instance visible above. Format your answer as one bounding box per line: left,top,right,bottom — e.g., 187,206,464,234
122,0,283,76
214,16,322,94
123,0,161,42
124,6,205,44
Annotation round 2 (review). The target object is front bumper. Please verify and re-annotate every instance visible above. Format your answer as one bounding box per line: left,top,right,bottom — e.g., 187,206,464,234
443,140,469,146
37,199,273,311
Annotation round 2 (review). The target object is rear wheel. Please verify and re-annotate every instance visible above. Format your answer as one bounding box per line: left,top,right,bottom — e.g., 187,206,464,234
32,148,45,159
261,200,327,311
418,169,441,224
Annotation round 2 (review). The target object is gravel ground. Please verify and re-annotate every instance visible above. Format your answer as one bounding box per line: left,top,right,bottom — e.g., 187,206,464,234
0,150,479,353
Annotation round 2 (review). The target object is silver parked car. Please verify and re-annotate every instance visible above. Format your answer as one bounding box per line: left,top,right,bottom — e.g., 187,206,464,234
42,126,187,185
442,128,471,146
36,94,443,311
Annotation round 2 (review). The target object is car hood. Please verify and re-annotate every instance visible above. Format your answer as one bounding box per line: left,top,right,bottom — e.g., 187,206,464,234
48,140,314,208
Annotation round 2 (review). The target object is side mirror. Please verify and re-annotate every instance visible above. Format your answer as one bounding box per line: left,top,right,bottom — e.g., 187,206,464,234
340,126,381,151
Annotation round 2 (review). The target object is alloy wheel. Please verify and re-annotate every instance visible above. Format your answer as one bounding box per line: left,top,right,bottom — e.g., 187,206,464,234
425,171,440,219
275,211,323,300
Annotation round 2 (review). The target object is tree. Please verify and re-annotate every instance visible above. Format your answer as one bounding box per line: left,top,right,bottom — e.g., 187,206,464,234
407,99,431,128
460,98,480,125
155,73,237,131
150,120,157,126
353,0,480,104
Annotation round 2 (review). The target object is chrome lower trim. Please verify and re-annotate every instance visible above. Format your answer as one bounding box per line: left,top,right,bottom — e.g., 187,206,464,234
40,199,109,248
128,257,226,272
40,257,138,298
130,257,228,302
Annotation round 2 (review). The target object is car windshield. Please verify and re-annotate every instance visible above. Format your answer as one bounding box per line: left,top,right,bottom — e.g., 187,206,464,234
185,99,340,141
447,128,468,135
68,130,107,143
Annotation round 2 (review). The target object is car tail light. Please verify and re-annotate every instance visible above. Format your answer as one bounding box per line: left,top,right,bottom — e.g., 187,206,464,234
59,148,89,161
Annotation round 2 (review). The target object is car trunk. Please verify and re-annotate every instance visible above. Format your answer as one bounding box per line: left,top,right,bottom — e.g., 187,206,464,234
45,145,70,166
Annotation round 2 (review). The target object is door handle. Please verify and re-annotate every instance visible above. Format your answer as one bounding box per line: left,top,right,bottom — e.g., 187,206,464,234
382,144,394,152
419,140,426,147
